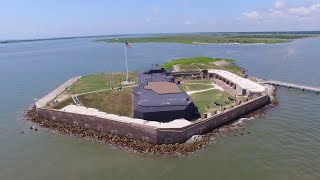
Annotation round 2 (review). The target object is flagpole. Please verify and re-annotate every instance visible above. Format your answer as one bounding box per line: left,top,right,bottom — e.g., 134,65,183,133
125,45,129,82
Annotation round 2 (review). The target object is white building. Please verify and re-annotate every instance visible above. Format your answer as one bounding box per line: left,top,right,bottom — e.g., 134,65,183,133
208,69,265,96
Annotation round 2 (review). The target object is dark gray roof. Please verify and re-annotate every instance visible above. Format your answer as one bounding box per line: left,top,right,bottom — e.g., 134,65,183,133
133,68,200,121
138,73,173,86
143,68,171,74
133,68,193,112
134,85,191,107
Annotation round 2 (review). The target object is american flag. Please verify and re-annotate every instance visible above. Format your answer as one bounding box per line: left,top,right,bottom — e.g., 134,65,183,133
125,41,132,48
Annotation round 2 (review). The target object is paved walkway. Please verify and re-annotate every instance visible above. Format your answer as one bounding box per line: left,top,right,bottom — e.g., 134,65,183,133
36,76,81,108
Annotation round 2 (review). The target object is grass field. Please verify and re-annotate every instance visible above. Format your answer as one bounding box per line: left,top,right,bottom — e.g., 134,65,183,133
97,33,319,44
67,72,138,94
179,78,237,114
189,89,233,114
180,84,213,92
78,88,133,117
162,56,231,69
187,80,212,84
163,56,244,76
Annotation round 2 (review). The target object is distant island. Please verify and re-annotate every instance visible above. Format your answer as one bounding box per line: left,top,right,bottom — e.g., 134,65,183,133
0,35,112,44
98,33,320,44
2,31,320,45
0,34,137,44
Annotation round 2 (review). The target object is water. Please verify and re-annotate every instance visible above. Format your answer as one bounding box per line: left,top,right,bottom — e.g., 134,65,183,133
0,37,320,180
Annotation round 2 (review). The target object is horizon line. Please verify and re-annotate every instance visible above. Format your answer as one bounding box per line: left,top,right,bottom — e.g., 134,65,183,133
1,30,320,43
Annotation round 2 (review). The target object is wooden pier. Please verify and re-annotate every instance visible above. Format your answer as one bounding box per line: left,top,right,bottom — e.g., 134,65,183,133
259,80,320,93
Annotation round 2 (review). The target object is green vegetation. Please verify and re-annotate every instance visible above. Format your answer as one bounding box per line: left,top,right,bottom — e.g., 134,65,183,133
78,88,133,117
180,84,213,92
162,56,243,76
97,33,320,44
227,34,316,39
52,98,73,109
162,56,231,69
187,79,212,84
67,72,138,94
178,78,240,115
190,89,233,114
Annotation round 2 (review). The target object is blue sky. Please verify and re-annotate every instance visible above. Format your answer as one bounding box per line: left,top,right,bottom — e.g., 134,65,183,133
1,0,320,39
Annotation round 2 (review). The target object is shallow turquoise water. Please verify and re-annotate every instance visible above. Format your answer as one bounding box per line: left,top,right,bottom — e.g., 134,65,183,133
0,37,319,180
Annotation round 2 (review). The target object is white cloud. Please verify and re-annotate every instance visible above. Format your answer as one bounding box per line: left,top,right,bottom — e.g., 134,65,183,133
274,1,285,9
288,3,320,16
269,10,286,18
242,11,260,19
289,6,311,16
184,20,192,25
241,2,320,22
310,4,320,11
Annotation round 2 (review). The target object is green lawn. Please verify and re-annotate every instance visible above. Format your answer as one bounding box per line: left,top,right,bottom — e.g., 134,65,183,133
67,72,138,94
163,56,244,76
187,79,212,84
190,89,233,115
180,84,213,92
96,34,319,45
162,56,232,69
78,88,134,117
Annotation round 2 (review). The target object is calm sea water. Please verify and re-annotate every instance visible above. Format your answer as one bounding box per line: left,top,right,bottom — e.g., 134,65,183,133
0,37,320,180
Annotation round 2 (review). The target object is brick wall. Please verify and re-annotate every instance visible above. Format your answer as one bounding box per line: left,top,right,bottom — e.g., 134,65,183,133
36,108,158,143
156,95,270,144
36,95,270,144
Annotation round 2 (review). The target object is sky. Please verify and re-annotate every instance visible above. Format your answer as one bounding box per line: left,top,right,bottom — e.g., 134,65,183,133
1,0,320,39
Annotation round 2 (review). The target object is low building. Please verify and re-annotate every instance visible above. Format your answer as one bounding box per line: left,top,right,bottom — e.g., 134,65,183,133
133,68,200,122
208,69,265,96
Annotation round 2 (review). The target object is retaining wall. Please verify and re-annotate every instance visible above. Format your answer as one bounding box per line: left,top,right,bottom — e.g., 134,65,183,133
36,95,270,144
156,95,270,144
37,108,158,143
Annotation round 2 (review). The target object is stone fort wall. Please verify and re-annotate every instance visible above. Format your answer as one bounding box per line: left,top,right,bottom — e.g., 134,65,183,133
156,95,270,144
36,95,270,144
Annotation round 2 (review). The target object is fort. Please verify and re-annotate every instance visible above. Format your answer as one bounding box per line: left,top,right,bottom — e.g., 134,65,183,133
27,57,274,148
